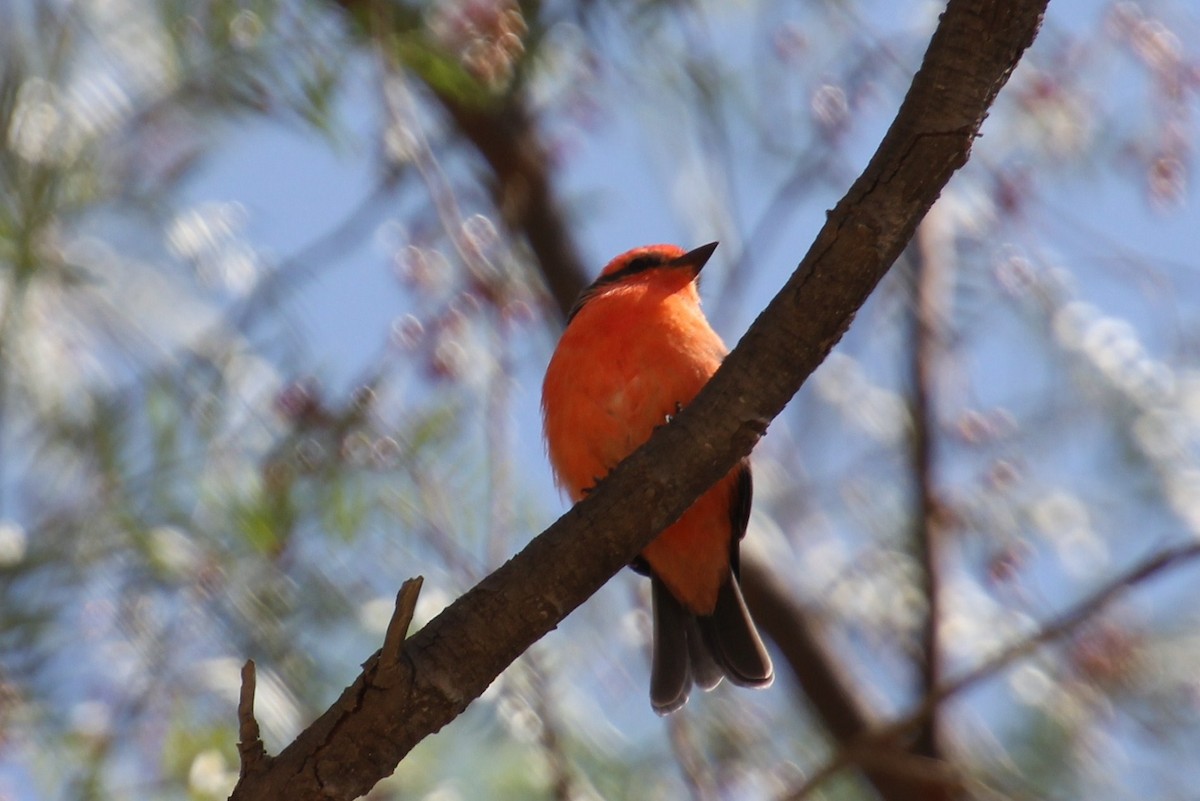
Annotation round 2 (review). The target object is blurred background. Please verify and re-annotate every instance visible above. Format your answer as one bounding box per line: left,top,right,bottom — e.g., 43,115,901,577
0,0,1198,799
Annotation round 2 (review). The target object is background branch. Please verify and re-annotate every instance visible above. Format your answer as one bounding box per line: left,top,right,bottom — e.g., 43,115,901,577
782,540,1200,800
910,210,952,770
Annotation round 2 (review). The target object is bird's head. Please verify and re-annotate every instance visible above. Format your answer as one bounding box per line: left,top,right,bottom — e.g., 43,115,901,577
597,242,718,282
565,242,718,323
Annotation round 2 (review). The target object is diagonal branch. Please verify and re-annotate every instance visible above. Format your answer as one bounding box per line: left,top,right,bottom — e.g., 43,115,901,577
338,8,972,799
230,2,1048,798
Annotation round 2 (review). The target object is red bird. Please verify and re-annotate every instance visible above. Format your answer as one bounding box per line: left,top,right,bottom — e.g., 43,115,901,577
542,242,773,713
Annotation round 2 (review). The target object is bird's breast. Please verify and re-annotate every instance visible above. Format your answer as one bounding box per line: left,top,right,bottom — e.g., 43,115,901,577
542,290,726,501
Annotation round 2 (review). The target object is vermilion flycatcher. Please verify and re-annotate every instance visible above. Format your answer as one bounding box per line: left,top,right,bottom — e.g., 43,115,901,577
542,242,773,714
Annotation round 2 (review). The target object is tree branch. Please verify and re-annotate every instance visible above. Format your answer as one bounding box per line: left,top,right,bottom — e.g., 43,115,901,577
341,8,967,800
230,1,1048,798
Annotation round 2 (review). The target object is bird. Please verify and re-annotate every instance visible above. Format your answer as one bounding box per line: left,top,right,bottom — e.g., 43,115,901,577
541,242,773,714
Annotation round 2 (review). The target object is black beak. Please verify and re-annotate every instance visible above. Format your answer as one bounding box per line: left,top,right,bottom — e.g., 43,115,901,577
669,242,718,276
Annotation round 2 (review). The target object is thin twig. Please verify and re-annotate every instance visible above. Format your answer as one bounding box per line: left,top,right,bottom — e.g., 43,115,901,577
382,576,425,666
237,659,269,777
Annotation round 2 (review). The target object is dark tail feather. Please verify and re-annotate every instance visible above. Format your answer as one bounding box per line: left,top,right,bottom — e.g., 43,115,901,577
650,574,773,714
685,616,725,691
697,576,774,688
650,576,692,715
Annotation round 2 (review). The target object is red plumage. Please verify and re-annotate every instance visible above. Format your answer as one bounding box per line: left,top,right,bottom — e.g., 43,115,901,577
542,242,773,713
